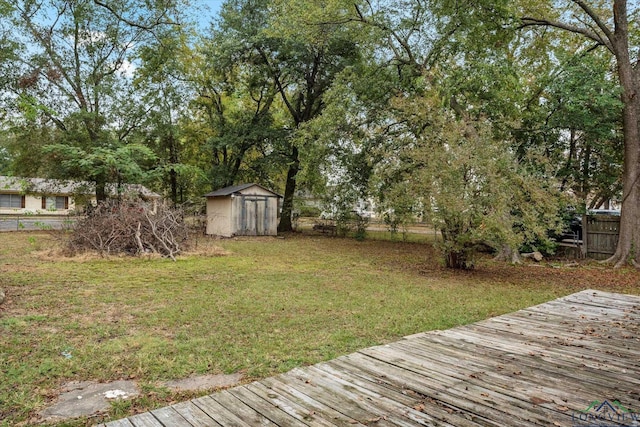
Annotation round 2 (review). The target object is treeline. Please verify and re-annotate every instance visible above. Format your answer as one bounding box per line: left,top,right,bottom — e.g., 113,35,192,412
0,0,637,268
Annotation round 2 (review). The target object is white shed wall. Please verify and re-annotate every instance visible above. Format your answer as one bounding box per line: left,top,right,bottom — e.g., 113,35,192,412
206,197,233,237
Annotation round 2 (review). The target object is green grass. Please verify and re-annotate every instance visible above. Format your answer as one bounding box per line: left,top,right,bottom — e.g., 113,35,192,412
1,231,639,426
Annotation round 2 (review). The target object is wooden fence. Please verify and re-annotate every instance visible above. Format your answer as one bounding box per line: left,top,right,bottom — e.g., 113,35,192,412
584,214,620,260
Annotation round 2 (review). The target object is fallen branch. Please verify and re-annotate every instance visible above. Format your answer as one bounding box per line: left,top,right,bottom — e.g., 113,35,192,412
66,198,188,260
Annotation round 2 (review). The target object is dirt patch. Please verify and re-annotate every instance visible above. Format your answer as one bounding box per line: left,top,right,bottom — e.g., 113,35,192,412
163,372,243,392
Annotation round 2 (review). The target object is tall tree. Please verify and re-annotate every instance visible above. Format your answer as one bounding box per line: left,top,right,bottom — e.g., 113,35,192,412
134,28,207,206
0,0,18,112
192,18,284,192
4,0,184,200
305,0,567,267
212,0,361,232
520,1,640,267
519,51,623,208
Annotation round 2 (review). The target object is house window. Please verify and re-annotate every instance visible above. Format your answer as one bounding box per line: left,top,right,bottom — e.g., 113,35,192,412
41,196,69,210
0,194,25,208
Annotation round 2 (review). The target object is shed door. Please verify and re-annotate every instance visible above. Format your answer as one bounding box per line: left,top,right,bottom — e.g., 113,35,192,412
238,196,269,236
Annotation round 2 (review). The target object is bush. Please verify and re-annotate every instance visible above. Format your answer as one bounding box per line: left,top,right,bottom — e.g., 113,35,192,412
336,210,369,240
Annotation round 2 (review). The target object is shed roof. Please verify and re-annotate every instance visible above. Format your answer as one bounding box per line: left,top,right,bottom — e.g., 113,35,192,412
204,183,282,198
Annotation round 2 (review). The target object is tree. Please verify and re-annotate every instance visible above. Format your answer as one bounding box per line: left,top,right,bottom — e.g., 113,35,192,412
134,30,208,206
190,18,285,192
4,0,185,201
383,89,564,268
520,0,640,267
211,0,362,232
303,0,566,267
523,51,623,209
295,61,401,231
0,0,18,110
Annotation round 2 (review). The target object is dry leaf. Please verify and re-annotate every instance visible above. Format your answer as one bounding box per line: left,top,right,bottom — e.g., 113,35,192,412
530,396,551,405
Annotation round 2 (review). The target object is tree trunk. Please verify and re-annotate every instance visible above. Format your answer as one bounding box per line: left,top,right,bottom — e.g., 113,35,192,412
494,244,523,264
605,83,640,267
95,179,107,203
169,167,178,206
520,1,639,267
445,248,474,270
605,1,640,268
278,146,299,232
168,133,178,206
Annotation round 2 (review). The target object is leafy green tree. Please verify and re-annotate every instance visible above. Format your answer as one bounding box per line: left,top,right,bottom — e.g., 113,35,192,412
520,0,640,267
381,91,563,268
189,18,285,193
519,51,623,209
295,61,400,229
303,0,566,267
0,0,18,114
3,0,185,200
132,29,210,206
210,0,362,232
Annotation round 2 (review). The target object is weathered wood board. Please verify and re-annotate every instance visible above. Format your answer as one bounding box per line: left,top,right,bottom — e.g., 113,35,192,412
102,290,640,427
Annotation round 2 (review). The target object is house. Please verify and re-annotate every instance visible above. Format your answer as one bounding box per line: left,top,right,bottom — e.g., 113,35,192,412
0,176,161,215
204,183,282,237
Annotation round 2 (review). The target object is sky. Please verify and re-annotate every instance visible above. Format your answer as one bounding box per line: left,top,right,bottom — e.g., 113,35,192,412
194,0,225,28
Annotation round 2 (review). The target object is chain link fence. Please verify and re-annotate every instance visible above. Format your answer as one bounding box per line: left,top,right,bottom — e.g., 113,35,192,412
0,216,77,231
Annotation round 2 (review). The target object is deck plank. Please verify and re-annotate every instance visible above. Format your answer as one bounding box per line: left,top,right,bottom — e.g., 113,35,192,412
261,376,367,426
244,381,341,427
437,327,640,387
342,351,530,426
191,395,253,427
128,412,165,427
171,401,222,427
294,364,454,427
393,334,594,404
209,390,278,426
150,406,194,427
104,290,640,427
317,360,481,427
226,386,309,427
275,369,401,427
98,420,135,427
362,341,575,424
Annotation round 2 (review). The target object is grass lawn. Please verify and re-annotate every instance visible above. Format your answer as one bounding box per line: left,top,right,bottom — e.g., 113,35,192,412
1,231,639,426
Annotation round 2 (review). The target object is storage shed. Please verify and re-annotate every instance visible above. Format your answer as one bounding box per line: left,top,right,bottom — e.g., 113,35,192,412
204,183,282,237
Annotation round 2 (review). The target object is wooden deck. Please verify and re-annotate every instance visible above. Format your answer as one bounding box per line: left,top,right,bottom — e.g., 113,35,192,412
102,290,640,427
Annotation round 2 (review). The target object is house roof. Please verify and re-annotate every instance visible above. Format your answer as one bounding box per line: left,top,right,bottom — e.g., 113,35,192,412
0,176,161,199
204,183,282,198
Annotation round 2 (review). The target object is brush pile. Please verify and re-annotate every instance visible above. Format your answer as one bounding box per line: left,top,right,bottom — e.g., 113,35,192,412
67,198,188,260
